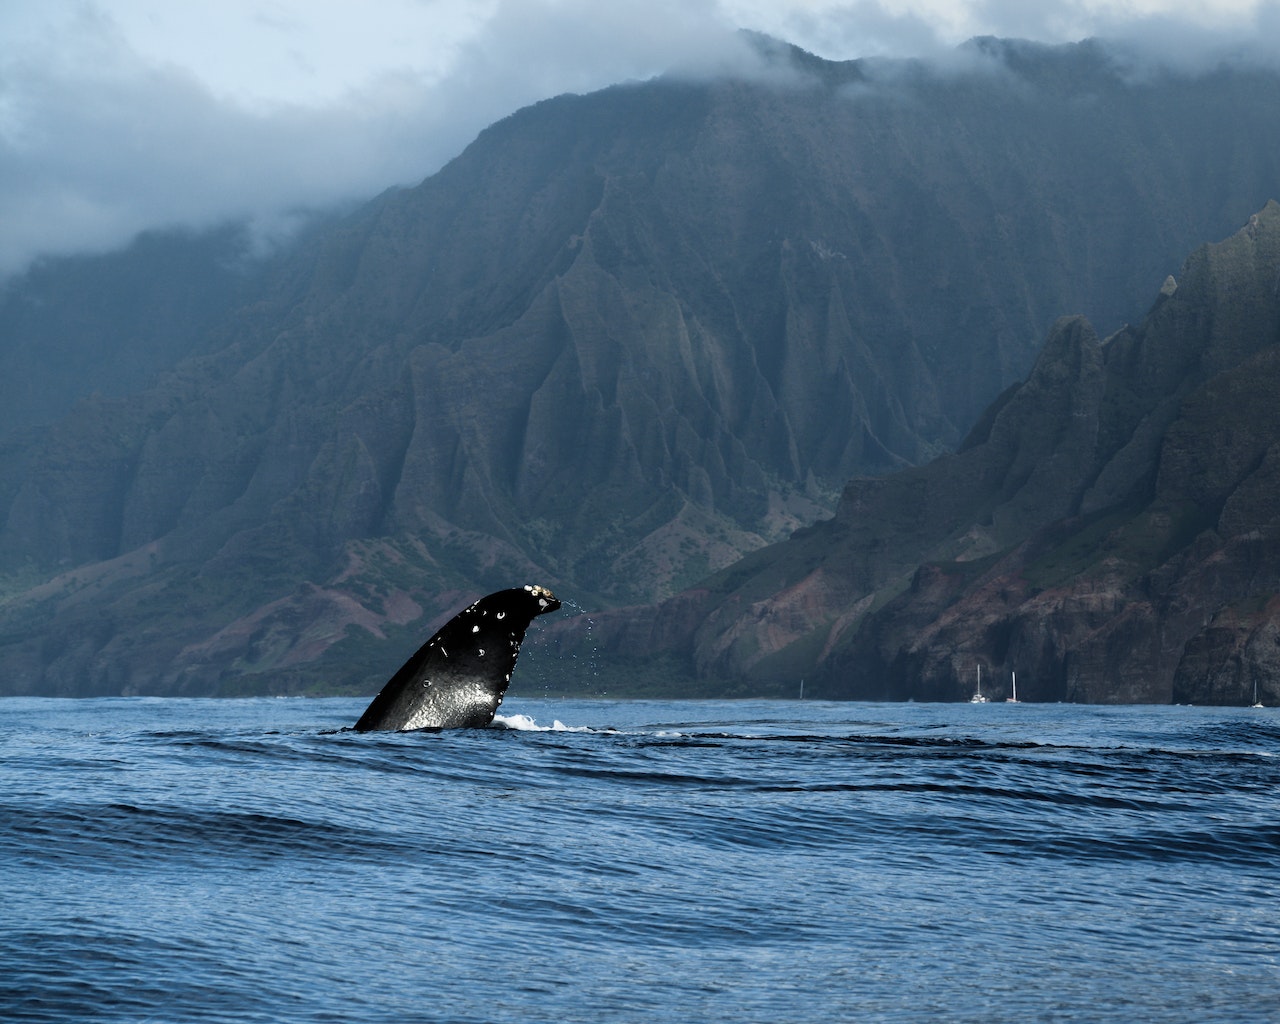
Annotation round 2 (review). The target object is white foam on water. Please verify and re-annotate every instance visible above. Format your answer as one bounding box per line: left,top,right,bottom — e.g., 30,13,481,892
492,713,593,733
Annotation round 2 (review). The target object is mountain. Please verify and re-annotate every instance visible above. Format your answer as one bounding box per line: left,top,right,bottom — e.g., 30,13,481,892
563,203,1280,706
0,224,287,435
4,38,1280,697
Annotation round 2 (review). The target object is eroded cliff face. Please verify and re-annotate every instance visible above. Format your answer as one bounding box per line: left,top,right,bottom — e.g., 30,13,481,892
559,203,1280,704
7,41,1280,696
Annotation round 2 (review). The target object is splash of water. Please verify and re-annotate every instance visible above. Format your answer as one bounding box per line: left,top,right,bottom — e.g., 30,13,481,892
523,595,604,696
492,713,594,732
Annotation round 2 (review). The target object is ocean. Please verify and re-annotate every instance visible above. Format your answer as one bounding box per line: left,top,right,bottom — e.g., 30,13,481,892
2,696,1278,1023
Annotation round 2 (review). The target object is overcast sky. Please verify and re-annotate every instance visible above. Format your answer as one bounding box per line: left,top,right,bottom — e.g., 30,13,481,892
2,0,1278,278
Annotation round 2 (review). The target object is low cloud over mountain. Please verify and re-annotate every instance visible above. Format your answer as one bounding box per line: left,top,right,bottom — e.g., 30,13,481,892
6,2,1280,276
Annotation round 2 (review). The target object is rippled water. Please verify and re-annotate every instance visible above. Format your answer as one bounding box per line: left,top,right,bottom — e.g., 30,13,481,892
2,697,1279,1022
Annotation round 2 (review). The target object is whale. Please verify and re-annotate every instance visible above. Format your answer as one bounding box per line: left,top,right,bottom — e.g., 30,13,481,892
353,585,562,731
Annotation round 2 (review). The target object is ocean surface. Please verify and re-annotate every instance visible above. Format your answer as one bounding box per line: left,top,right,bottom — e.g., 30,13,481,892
2,696,1278,1023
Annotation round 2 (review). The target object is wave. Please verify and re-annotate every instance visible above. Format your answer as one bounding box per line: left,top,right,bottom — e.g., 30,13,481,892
0,798,485,870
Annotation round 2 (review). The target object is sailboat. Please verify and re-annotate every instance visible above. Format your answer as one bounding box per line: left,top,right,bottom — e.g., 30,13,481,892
1006,670,1020,703
970,664,989,703
1253,678,1264,709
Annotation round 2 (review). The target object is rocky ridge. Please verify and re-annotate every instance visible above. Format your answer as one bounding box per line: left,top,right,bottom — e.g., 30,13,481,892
557,203,1280,705
5,40,1280,696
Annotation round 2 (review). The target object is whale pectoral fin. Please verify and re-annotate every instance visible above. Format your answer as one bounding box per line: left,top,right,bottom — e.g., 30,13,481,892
353,585,561,732
351,635,439,732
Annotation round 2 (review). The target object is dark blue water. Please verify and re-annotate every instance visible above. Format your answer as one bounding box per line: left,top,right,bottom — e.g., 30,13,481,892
2,697,1279,1023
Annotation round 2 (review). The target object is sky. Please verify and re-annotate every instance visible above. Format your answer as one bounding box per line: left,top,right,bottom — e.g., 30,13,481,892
2,0,1279,278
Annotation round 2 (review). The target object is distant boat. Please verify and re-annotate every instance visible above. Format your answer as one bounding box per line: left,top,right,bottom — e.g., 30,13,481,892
970,664,989,703
1253,679,1264,709
1006,670,1020,703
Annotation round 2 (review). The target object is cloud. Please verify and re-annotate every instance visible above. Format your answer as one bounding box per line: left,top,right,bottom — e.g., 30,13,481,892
727,0,1280,63
3,0,1280,278
0,21,417,274
725,0,958,58
1083,4,1280,76
0,0,760,278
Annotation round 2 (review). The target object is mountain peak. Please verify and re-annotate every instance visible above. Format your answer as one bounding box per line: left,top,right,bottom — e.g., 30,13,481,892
737,30,865,84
